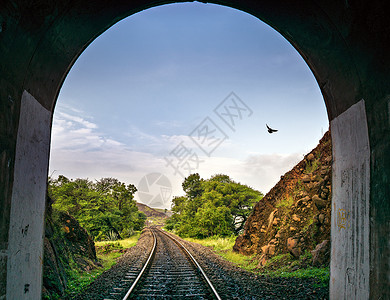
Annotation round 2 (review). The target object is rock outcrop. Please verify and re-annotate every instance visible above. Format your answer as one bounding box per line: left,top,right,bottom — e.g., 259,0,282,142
43,197,99,299
234,131,332,267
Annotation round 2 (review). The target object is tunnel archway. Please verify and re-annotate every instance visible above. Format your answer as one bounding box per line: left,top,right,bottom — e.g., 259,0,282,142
0,1,389,299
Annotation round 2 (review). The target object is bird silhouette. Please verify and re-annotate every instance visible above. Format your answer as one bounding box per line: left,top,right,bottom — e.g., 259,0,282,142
266,124,278,133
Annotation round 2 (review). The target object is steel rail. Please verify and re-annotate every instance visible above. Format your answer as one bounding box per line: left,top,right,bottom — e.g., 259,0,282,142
158,228,222,300
122,227,222,300
122,228,156,300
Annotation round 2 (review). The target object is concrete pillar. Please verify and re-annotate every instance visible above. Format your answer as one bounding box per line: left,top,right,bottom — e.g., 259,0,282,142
6,91,51,299
0,84,20,300
330,100,370,299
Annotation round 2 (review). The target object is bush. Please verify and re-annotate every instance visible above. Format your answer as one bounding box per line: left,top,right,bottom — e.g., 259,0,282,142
106,230,119,241
97,242,123,254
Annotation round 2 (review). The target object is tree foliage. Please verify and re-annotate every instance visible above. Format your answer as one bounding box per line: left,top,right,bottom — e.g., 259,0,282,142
48,176,145,241
165,173,263,238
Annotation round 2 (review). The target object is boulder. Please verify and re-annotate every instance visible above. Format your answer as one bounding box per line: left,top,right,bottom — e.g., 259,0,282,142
313,195,327,209
290,247,301,258
258,254,268,267
268,245,276,256
292,214,301,222
318,214,325,224
287,237,298,250
233,235,254,255
307,153,315,161
295,196,310,207
287,237,301,258
302,175,311,183
311,240,330,266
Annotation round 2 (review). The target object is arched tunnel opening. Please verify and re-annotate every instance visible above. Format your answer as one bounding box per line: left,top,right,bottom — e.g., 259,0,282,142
0,1,389,299
47,4,329,296
50,2,328,212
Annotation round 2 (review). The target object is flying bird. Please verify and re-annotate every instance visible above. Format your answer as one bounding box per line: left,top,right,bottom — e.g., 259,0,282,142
266,124,278,133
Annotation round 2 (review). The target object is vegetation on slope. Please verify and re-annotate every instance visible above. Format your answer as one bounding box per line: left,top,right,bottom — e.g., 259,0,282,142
233,132,332,270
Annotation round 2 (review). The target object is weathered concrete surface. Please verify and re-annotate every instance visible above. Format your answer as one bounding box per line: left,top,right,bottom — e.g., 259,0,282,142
7,91,51,299
0,0,389,299
331,100,370,299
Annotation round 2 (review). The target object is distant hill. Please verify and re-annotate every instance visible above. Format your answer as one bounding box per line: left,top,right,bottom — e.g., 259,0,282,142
136,202,170,226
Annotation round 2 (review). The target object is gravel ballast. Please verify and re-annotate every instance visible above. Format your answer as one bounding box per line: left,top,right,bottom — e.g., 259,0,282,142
167,231,329,299
71,228,328,299
71,229,152,300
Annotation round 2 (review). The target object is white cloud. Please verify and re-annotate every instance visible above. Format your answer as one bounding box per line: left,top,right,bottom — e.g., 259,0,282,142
58,112,98,129
242,153,302,191
49,105,304,209
187,153,302,194
153,120,183,128
50,106,176,207
161,134,199,149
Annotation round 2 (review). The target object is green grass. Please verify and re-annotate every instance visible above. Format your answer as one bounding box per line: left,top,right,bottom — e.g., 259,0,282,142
262,266,330,287
182,235,329,288
64,254,118,298
183,235,258,271
95,231,140,248
184,235,236,251
276,196,294,208
304,158,320,174
64,232,141,298
255,252,329,287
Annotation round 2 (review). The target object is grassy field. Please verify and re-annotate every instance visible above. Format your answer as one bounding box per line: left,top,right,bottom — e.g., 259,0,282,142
182,235,329,287
183,235,258,271
64,251,119,298
95,232,141,248
63,233,141,298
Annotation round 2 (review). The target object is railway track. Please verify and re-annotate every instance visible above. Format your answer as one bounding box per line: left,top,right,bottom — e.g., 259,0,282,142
104,227,221,300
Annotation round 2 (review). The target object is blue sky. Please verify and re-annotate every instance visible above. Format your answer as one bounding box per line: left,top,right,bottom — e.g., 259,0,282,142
49,3,329,208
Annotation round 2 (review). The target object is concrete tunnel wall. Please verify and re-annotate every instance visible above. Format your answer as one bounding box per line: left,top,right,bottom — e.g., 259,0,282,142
0,0,389,299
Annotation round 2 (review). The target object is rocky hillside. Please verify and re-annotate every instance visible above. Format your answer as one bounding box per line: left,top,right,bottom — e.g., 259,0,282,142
43,197,99,299
234,131,332,267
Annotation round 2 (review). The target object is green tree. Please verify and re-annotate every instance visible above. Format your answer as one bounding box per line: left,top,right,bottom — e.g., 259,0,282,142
48,176,145,240
167,174,263,238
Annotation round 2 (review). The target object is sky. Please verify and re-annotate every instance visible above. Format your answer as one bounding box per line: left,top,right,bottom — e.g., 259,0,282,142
49,2,329,209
